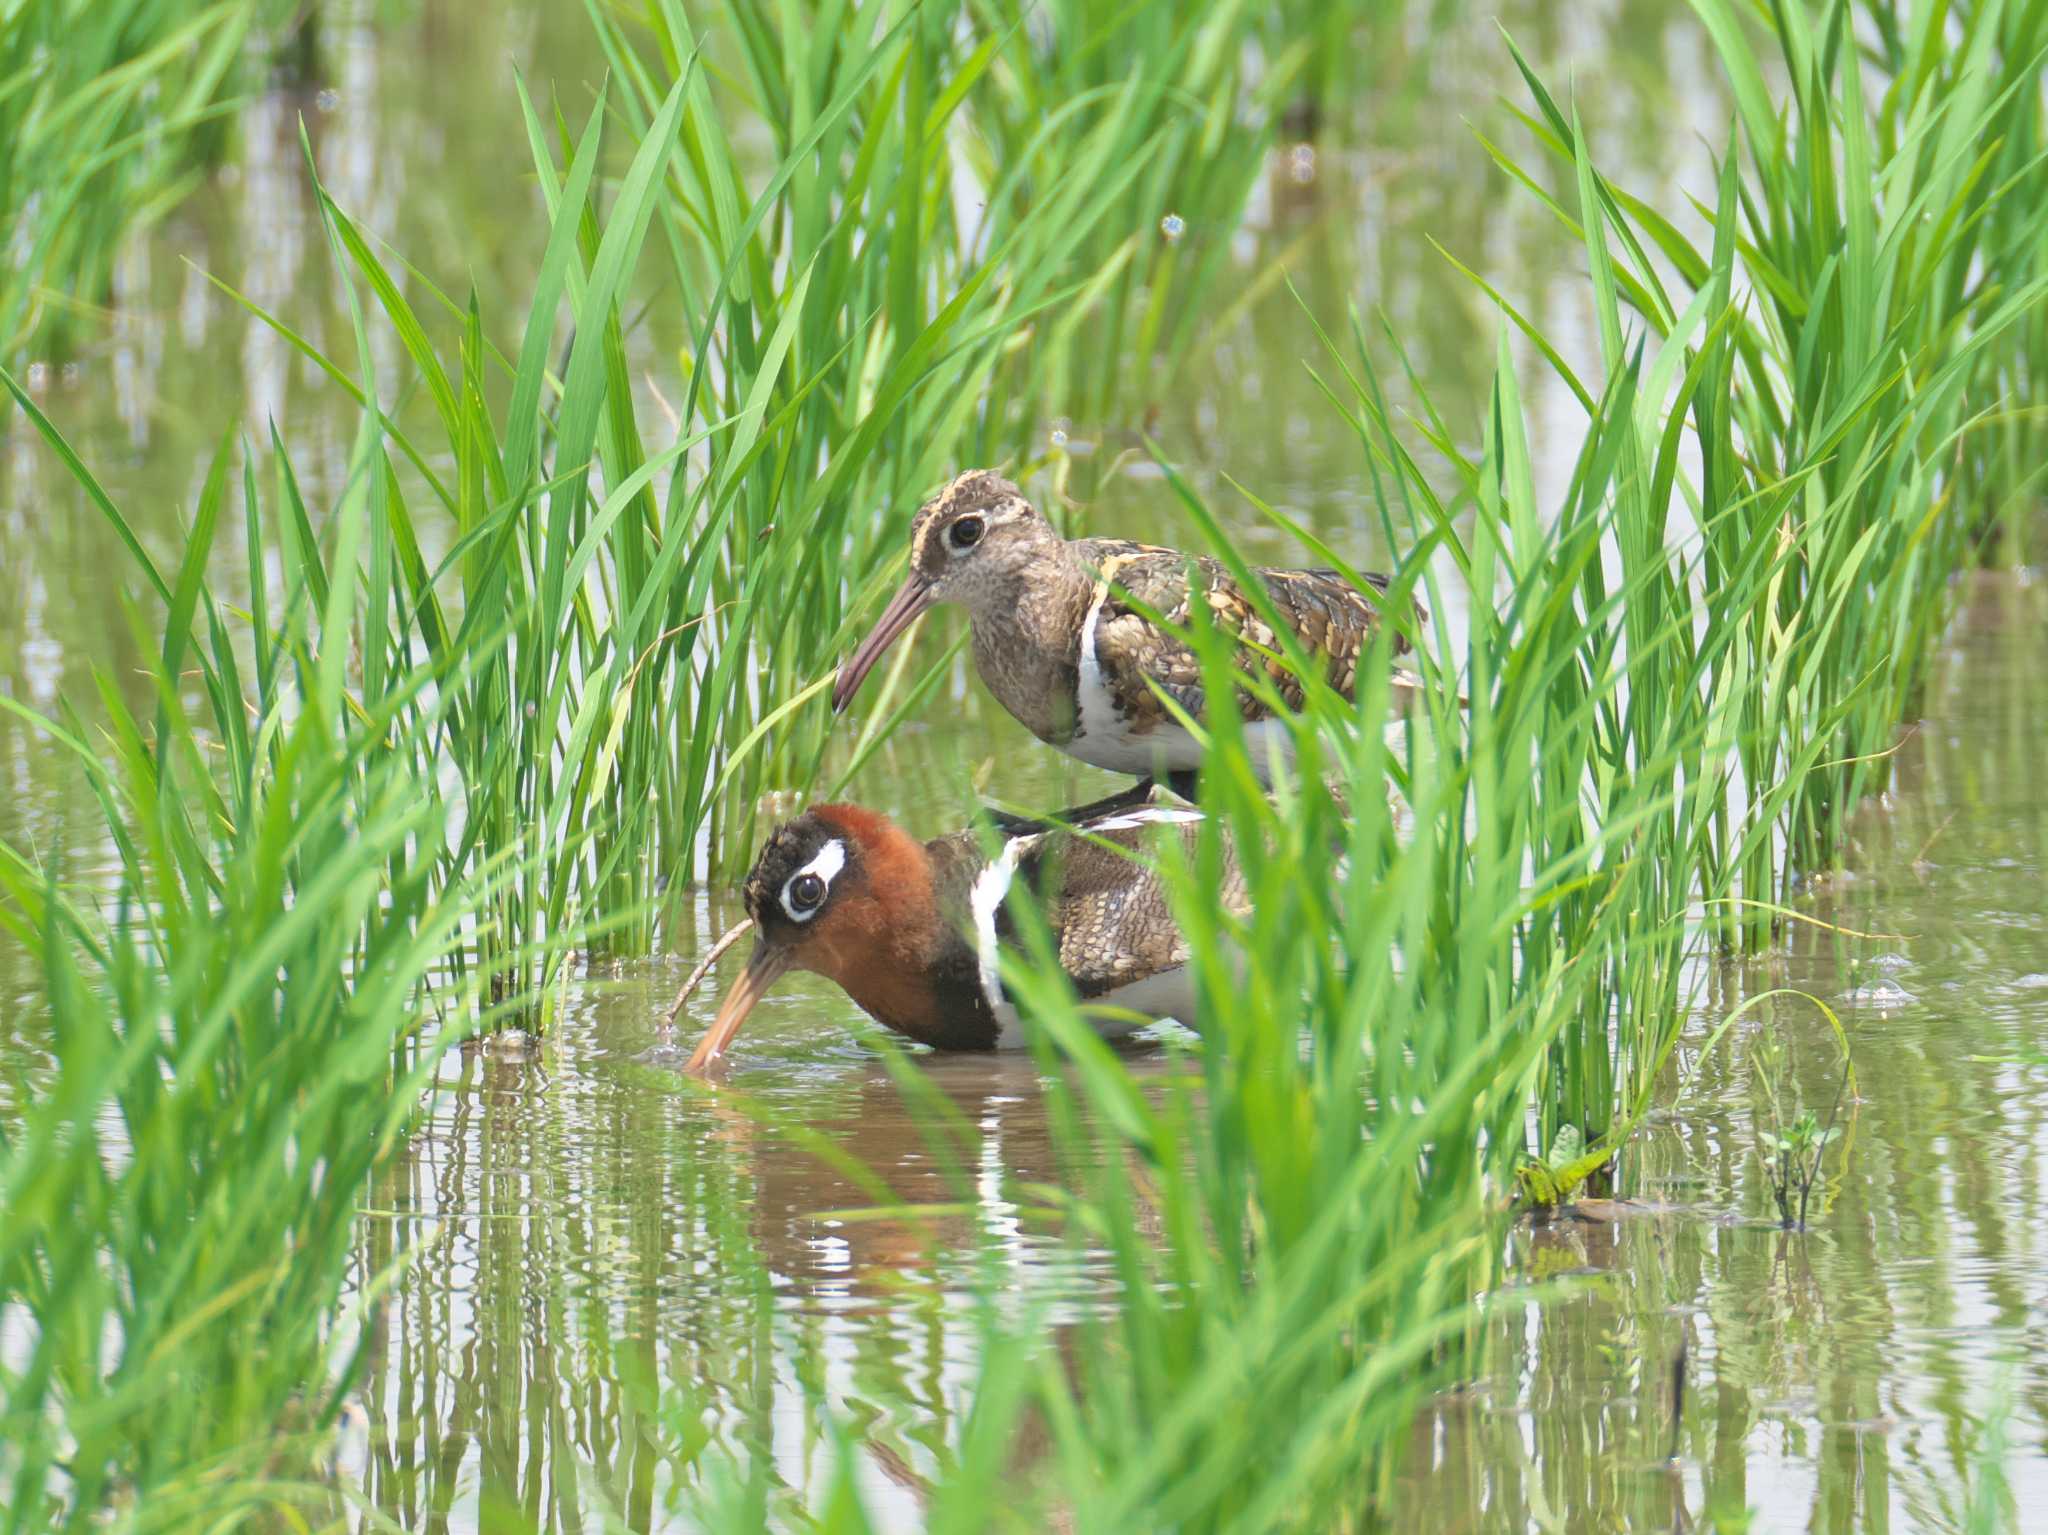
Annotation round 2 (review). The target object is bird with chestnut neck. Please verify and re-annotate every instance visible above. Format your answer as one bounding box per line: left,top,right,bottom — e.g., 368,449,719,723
685,793,1241,1070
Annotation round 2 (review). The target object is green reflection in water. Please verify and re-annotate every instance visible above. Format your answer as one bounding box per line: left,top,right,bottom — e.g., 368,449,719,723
5,0,2044,1529
345,573,2047,1529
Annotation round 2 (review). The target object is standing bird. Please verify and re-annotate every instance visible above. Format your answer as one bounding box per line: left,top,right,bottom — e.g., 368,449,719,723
685,794,1241,1070
831,470,1422,795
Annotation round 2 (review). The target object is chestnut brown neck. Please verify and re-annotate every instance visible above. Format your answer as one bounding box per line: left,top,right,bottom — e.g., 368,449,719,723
796,808,995,1048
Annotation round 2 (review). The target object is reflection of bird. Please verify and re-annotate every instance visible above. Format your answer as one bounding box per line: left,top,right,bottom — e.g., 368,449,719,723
685,792,1242,1070
831,470,1422,794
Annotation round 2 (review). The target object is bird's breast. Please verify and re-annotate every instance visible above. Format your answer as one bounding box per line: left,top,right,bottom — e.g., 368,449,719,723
969,619,1080,746
1070,592,1205,774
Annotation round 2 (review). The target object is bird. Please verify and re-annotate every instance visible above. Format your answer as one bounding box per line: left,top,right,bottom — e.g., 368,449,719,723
684,792,1243,1070
830,470,1423,795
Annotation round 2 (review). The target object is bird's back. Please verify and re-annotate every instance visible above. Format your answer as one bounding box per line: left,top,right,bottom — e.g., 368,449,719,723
1070,538,1417,728
926,801,1243,1007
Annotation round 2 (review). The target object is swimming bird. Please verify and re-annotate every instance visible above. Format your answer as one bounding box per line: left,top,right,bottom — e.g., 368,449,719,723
830,470,1422,792
685,794,1240,1069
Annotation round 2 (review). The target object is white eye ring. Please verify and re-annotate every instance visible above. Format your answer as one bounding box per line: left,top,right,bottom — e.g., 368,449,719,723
781,840,846,923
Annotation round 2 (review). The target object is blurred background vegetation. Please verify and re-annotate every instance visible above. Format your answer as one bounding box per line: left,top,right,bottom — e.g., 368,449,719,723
2,0,2045,1529
1,0,290,356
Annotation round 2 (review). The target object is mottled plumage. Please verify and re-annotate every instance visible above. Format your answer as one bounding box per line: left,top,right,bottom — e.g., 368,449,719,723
1071,540,1404,735
832,471,1422,785
1000,803,1223,1002
686,795,1243,1069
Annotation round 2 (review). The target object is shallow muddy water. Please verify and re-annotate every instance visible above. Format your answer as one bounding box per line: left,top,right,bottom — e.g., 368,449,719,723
336,570,2048,1531
3,2,2044,1530
1407,571,2048,1530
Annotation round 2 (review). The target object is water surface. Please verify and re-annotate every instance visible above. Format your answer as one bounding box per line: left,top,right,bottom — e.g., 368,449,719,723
3,2,2042,1530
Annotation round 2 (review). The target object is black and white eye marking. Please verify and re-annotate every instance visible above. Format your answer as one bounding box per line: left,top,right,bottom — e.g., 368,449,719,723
949,514,986,550
780,839,846,923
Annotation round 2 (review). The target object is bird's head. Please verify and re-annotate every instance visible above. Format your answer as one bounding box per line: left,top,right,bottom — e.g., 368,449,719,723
831,471,1057,711
686,805,930,1070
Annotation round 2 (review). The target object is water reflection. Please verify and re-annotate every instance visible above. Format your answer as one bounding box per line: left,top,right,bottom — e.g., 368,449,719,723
338,574,2048,1531
4,0,2046,1528
355,975,1186,1529
1407,574,2048,1530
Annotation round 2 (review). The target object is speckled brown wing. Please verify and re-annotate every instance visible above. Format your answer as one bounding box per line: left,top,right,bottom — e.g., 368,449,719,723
1072,539,1417,731
1010,809,1246,999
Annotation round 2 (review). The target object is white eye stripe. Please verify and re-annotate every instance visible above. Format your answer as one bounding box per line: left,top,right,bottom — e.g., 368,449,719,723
780,839,846,923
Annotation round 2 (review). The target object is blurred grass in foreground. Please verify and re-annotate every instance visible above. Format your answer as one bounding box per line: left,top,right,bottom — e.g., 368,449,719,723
0,434,531,1528
1,0,2045,1527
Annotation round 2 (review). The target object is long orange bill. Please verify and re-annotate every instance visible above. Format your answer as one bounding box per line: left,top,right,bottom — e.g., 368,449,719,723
831,572,936,714
686,941,793,1073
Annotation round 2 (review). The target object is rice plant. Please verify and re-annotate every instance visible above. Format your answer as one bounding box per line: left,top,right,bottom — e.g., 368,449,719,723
624,352,1761,1523
977,602,1578,1523
1489,0,2048,936
0,0,288,359
587,0,1340,890
0,413,529,1528
657,11,2048,1513
0,6,1377,1506
1391,0,2048,1151
3,0,2045,1526
137,0,1360,1005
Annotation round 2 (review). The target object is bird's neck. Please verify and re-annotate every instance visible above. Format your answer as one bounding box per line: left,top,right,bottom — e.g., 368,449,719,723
832,916,997,1052
801,822,995,1048
965,543,1094,744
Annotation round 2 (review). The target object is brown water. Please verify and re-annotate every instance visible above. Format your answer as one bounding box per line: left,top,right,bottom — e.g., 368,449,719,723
4,2,2044,1530
1408,571,2048,1531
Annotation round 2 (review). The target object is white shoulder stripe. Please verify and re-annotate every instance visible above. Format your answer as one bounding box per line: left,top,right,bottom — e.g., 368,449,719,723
968,837,1028,1028
1069,582,1210,775
1073,583,1113,744
1084,806,1204,832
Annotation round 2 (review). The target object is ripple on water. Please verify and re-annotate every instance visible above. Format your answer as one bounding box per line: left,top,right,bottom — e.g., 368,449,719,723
1843,978,1916,1008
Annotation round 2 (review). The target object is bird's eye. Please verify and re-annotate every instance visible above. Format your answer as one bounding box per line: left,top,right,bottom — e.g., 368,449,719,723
788,873,826,911
950,515,985,550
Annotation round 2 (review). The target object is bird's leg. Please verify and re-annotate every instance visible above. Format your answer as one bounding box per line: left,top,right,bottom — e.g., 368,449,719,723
1163,769,1201,803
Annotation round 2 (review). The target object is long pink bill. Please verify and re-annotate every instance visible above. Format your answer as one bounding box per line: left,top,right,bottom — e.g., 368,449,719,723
685,942,793,1073
831,573,936,714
